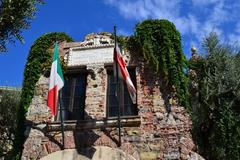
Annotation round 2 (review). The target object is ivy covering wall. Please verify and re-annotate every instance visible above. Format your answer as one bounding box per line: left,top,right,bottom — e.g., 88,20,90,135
127,19,189,108
12,32,73,159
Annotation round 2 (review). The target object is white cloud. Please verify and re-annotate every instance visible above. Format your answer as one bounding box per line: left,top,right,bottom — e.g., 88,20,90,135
236,23,240,34
228,34,240,44
209,0,231,26
191,0,221,6
105,0,187,33
104,0,240,47
105,0,181,20
227,22,240,44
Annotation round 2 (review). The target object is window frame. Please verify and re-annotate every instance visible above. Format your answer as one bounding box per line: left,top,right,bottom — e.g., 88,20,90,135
57,66,88,121
105,65,138,118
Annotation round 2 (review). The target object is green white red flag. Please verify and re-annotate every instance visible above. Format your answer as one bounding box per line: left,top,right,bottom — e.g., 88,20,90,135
114,43,136,104
47,42,64,116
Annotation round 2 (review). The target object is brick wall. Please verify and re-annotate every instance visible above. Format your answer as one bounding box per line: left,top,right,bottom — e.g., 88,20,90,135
22,44,204,160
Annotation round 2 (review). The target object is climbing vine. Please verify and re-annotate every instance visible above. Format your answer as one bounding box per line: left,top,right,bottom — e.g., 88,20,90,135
127,19,189,108
11,32,73,159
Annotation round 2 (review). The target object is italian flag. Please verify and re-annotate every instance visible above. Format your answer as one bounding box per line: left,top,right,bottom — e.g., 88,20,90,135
47,42,64,116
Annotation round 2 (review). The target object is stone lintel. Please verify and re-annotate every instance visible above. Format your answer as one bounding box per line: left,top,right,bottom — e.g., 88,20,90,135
46,116,141,132
70,44,114,51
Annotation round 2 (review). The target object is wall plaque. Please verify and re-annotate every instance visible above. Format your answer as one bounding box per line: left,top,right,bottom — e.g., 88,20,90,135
68,46,114,66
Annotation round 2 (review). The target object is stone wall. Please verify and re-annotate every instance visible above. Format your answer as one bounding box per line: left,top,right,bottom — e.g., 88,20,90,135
21,34,204,160
85,65,107,119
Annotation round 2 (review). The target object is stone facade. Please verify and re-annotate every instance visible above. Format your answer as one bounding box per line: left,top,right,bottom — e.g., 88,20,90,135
22,33,204,160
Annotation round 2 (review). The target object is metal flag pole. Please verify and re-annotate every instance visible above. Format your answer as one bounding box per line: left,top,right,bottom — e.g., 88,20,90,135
114,26,121,147
59,78,65,150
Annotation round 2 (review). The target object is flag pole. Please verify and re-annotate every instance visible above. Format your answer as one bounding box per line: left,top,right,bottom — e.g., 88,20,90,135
59,89,65,150
56,41,65,150
48,41,65,150
114,26,121,147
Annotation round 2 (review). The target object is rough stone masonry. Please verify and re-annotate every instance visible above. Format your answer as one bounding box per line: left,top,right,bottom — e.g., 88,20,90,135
22,33,204,160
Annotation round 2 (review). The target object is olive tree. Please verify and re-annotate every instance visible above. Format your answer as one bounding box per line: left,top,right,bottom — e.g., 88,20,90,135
189,33,240,160
0,0,42,52
0,88,21,158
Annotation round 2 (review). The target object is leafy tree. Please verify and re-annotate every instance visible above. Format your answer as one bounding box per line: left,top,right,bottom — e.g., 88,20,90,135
0,88,21,158
0,0,42,52
189,33,240,160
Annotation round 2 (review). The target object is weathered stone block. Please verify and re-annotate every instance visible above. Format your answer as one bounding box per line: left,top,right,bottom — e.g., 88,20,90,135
140,151,157,160
126,129,141,136
164,148,180,160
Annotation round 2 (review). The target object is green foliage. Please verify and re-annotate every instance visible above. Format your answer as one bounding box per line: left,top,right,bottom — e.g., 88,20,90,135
0,0,43,52
128,19,189,108
190,33,240,160
0,88,21,158
11,32,73,159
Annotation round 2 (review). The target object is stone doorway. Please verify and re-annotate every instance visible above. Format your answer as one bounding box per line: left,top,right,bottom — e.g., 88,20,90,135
40,146,136,160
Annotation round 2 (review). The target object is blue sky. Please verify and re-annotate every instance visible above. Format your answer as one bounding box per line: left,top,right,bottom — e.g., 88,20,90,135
0,0,240,87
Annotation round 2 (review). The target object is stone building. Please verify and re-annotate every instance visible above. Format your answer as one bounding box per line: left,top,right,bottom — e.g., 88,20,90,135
22,33,203,160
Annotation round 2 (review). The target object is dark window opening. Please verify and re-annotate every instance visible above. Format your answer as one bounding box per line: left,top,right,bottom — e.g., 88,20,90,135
58,73,87,121
107,68,138,117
